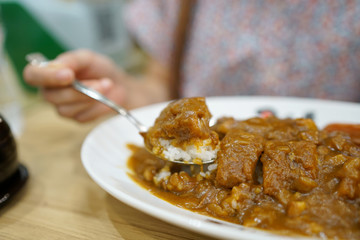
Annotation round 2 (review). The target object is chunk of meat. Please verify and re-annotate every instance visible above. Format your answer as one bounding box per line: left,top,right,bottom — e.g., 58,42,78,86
321,131,360,158
216,130,264,188
212,117,319,144
261,141,319,199
234,117,273,137
142,97,219,162
265,118,319,143
324,123,360,145
212,117,274,139
211,117,238,139
144,97,218,145
335,157,360,199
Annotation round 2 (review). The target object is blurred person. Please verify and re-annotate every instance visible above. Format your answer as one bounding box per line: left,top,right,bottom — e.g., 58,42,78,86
23,0,360,122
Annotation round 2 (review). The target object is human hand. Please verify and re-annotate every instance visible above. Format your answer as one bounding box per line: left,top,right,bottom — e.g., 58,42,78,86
23,49,127,122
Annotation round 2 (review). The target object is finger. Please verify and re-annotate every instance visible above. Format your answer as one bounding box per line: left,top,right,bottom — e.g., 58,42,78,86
73,102,113,122
56,101,94,119
55,49,118,80
42,78,114,105
42,87,91,105
23,63,74,88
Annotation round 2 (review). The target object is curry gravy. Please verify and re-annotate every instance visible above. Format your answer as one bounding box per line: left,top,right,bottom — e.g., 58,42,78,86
127,114,360,239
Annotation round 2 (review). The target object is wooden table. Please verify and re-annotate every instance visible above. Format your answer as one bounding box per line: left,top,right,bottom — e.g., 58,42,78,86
0,101,217,240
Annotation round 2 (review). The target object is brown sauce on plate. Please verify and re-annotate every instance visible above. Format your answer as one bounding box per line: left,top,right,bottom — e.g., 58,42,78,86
127,98,360,239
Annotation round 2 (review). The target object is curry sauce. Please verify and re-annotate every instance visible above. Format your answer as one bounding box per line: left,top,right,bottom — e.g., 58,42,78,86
127,98,360,239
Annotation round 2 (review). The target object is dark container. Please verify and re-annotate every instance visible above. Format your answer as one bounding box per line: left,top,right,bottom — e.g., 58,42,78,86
0,116,20,182
0,114,28,207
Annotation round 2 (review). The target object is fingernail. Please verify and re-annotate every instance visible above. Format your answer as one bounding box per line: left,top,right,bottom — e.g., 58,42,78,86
56,69,72,81
100,78,113,89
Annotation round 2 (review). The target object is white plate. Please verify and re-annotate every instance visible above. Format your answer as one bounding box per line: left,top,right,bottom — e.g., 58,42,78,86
81,96,360,240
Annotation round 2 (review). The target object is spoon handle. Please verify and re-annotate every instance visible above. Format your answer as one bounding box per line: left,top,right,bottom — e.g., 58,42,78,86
26,53,148,132
72,80,147,132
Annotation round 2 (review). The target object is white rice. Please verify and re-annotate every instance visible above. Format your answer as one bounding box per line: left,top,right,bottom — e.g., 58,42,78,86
159,138,219,164
199,163,218,179
207,163,218,172
153,165,171,185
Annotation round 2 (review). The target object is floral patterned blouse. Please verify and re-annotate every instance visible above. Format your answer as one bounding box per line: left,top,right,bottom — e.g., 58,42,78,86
125,0,360,102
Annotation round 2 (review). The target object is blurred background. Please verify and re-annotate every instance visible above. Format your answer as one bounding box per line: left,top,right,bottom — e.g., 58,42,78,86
0,0,141,136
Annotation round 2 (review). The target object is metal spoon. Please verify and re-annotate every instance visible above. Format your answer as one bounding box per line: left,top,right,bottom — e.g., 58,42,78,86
25,53,215,165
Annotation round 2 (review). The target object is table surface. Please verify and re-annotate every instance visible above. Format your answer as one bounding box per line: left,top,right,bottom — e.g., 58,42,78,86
0,102,217,240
